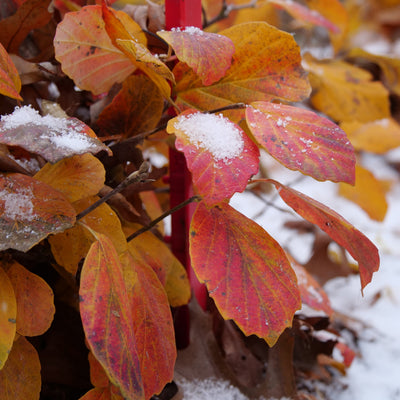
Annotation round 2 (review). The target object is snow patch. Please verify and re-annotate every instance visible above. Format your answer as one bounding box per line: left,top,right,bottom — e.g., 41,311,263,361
174,113,244,163
0,186,34,220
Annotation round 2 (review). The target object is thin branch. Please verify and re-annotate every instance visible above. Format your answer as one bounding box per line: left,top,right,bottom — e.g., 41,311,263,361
203,0,257,29
76,161,152,221
126,195,200,242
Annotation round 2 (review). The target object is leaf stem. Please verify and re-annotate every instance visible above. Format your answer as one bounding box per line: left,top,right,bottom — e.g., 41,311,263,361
76,161,152,221
126,195,200,242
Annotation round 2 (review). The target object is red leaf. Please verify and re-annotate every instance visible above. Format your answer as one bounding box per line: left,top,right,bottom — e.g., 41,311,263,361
54,5,139,94
121,250,176,398
79,233,144,399
0,42,22,100
190,201,301,346
269,180,379,291
290,257,333,316
167,110,259,205
0,106,111,163
268,0,340,33
157,27,235,85
246,102,355,184
0,173,76,252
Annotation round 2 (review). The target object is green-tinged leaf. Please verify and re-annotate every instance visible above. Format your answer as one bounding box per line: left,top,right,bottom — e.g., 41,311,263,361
0,173,76,252
0,106,111,163
0,266,16,369
97,75,164,138
190,201,301,346
0,42,22,100
120,251,176,398
157,27,235,85
126,224,190,307
6,261,55,337
246,101,355,184
34,153,105,203
54,5,143,94
174,22,311,111
0,336,41,399
80,233,144,399
167,110,260,205
269,180,379,291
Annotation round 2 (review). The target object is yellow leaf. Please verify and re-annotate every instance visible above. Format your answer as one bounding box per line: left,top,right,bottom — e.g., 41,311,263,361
0,266,16,369
49,197,127,275
339,164,388,221
0,42,22,100
341,118,400,154
303,53,390,123
34,153,105,203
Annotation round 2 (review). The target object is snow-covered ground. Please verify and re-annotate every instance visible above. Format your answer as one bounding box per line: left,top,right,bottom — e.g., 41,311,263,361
178,151,400,399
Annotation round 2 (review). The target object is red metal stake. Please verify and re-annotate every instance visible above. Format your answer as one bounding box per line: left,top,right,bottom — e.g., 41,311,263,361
165,0,207,348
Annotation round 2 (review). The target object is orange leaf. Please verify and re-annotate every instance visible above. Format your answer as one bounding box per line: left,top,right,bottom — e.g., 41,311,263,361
341,118,400,154
120,251,176,398
80,233,144,399
167,110,260,205
189,201,301,346
0,43,22,101
0,0,52,53
268,180,379,291
174,22,311,111
339,164,388,222
289,257,333,316
6,261,55,337
0,336,41,399
49,196,127,275
0,106,111,163
303,53,390,123
246,101,355,184
268,0,340,33
79,387,125,400
157,27,235,85
126,225,190,307
0,266,16,369
0,173,76,252
54,5,142,94
97,75,164,138
34,153,105,203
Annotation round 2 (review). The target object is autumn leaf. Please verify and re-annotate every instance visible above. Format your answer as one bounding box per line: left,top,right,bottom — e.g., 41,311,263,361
167,110,260,205
157,27,235,85
6,261,55,337
174,22,311,111
190,201,301,346
348,47,400,96
289,256,333,316
339,164,388,222
0,106,111,163
0,266,16,369
340,118,400,154
34,153,105,203
246,101,355,184
126,224,190,307
303,53,390,123
49,196,127,275
268,0,340,33
97,75,164,138
80,233,144,399
0,0,52,53
120,251,176,398
0,336,41,399
268,180,380,291
0,173,76,252
54,5,144,94
0,42,22,100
